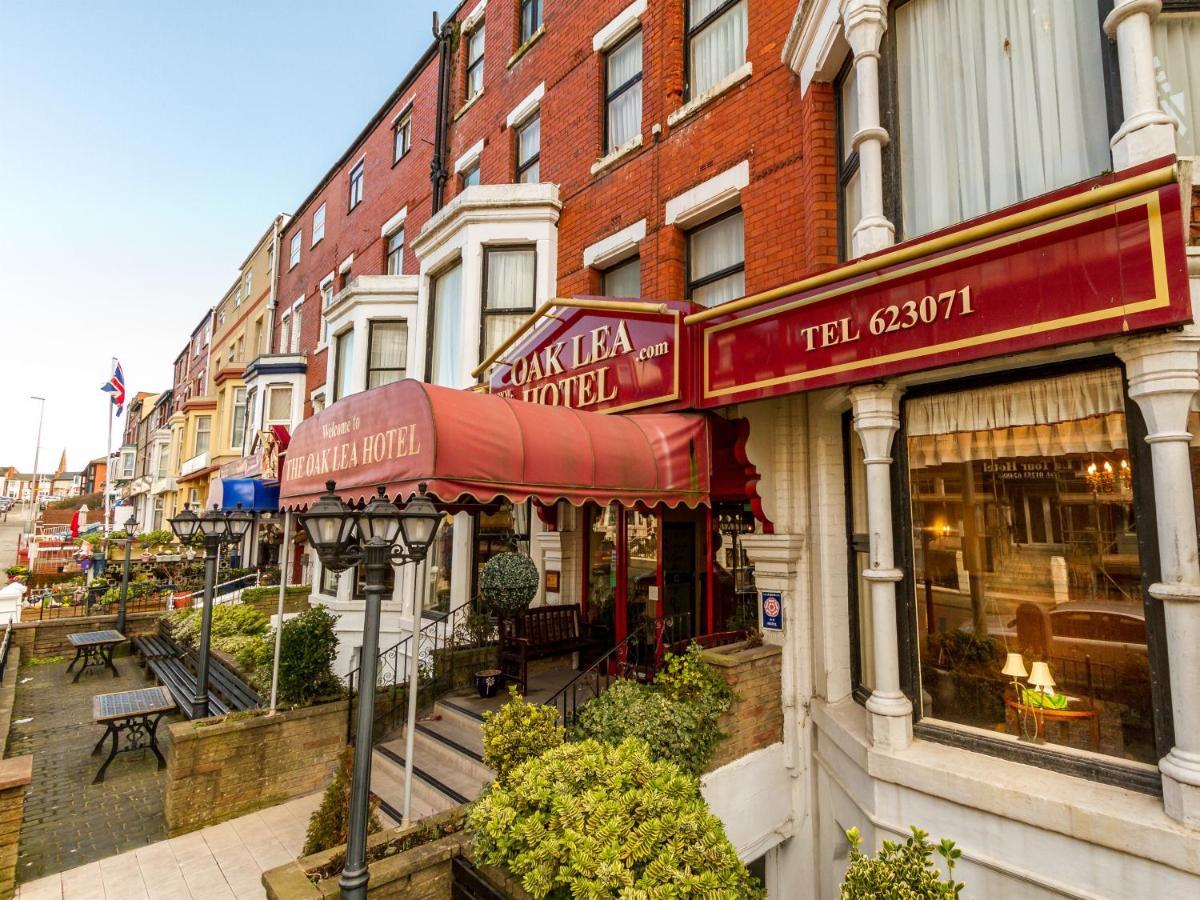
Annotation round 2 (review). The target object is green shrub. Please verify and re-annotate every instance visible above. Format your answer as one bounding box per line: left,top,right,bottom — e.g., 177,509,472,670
469,738,764,899
302,746,382,857
276,605,341,705
135,529,175,547
481,686,563,784
571,644,734,777
240,584,311,605
840,826,963,899
478,553,538,617
5,565,29,580
167,604,268,649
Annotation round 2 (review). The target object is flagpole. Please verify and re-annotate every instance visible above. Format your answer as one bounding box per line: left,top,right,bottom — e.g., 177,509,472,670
103,358,114,534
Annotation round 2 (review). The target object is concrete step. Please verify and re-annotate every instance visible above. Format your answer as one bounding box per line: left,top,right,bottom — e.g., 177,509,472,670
370,748,452,823
434,696,486,735
421,707,486,758
376,736,488,805
402,723,493,785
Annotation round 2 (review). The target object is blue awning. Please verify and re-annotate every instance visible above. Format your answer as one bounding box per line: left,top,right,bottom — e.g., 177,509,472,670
220,479,279,512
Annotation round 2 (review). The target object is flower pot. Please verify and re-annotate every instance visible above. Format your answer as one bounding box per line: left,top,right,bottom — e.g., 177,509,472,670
475,668,502,698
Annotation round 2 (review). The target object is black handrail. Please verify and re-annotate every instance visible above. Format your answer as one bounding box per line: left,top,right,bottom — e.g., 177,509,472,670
546,612,693,729
345,598,484,743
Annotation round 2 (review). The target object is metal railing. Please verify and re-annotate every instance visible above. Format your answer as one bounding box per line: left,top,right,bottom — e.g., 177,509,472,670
345,599,486,743
0,620,13,683
546,612,694,729
171,572,261,609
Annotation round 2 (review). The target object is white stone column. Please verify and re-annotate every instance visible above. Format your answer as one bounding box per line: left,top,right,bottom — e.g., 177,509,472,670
841,0,895,256
1118,335,1200,826
849,383,911,750
1105,0,1177,169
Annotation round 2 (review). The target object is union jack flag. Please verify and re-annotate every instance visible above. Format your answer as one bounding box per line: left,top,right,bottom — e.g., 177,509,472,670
102,360,126,416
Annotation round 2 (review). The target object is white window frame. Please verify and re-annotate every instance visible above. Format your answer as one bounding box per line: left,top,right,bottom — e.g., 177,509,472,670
312,202,326,246
289,231,302,269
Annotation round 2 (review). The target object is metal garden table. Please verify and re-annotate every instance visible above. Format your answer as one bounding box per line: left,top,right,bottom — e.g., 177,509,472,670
66,629,124,683
91,686,176,784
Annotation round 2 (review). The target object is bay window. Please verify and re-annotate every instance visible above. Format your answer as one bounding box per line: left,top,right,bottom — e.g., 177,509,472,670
427,261,464,386
333,329,354,401
424,513,456,614
516,114,540,183
366,320,408,389
605,30,643,152
602,257,641,298
1153,8,1200,157
891,0,1111,238
481,246,536,358
194,416,211,456
265,385,293,427
835,60,861,261
686,0,747,98
686,209,744,307
230,387,247,449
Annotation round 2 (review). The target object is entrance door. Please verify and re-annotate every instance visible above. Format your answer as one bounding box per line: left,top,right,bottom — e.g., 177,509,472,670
662,521,698,642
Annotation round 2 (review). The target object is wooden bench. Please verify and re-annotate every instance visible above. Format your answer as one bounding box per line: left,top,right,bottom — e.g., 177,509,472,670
499,604,599,693
133,621,258,719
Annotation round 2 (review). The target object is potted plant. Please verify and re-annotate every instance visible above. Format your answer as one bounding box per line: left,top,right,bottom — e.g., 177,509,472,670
477,553,539,696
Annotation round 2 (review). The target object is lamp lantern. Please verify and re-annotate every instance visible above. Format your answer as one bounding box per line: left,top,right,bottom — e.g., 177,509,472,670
359,486,404,546
169,504,200,543
299,481,359,571
396,484,442,560
226,503,254,541
198,505,229,540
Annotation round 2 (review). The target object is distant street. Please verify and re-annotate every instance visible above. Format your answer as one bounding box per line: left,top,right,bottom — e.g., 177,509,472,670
0,504,28,570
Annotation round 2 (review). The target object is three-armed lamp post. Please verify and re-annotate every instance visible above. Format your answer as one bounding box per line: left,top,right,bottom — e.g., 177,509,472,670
115,513,138,635
169,503,254,718
298,480,440,900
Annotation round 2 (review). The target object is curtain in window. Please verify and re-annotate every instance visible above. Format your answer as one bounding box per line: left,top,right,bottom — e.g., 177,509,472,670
689,212,744,307
334,331,354,400
689,0,747,96
1154,14,1200,158
484,248,535,355
519,117,540,182
896,0,1109,237
607,32,642,150
387,230,405,275
267,387,292,423
430,263,464,386
368,322,408,389
603,257,641,298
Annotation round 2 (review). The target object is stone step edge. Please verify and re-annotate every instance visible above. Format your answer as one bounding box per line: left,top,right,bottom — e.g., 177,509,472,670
375,744,472,806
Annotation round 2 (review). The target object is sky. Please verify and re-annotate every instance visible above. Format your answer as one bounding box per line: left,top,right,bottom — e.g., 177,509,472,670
0,0,448,474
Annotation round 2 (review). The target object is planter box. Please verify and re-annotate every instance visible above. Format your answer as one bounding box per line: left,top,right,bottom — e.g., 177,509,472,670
263,806,470,899
700,640,784,771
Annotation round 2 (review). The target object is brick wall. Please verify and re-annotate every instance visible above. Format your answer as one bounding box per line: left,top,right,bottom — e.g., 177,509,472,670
702,641,783,771
164,699,347,836
0,757,32,899
9,611,160,660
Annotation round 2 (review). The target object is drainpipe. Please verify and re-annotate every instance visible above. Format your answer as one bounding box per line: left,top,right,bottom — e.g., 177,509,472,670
265,214,283,355
430,13,455,214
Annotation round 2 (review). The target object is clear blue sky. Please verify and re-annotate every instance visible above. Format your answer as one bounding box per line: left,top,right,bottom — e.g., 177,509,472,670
0,0,447,474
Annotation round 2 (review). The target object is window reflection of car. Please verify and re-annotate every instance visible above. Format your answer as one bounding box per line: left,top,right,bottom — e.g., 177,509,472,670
987,600,1147,669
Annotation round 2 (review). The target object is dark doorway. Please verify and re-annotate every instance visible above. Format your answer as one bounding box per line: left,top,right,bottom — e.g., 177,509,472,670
663,520,698,639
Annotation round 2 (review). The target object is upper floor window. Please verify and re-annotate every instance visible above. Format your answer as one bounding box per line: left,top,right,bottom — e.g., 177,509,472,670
1153,9,1200,158
320,276,335,344
602,257,641,298
367,321,409,389
265,385,293,427
466,23,486,102
348,161,364,210
289,305,303,353
427,262,464,386
312,203,326,245
520,0,541,44
289,232,301,269
394,111,412,162
836,60,861,261
234,289,242,308
892,0,1109,238
121,449,136,479
687,209,744,307
606,30,643,152
461,161,481,189
516,114,540,183
194,416,212,456
278,314,291,355
244,271,252,297
231,387,247,449
333,329,354,401
481,246,536,358
686,0,747,98
386,228,405,275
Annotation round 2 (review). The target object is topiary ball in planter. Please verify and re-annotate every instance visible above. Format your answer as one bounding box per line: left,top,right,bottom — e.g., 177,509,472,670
479,553,538,618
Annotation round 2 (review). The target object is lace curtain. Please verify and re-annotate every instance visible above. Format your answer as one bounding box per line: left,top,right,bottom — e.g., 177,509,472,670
484,248,535,357
689,0,747,96
689,211,744,307
607,31,642,150
429,263,463,387
367,322,408,389
896,0,1110,237
1154,14,1200,158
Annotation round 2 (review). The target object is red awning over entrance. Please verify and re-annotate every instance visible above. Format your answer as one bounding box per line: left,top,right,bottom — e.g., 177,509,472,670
278,379,724,511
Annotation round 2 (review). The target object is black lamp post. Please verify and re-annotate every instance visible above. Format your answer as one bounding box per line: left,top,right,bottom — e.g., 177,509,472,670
299,480,440,900
116,513,138,635
169,503,253,718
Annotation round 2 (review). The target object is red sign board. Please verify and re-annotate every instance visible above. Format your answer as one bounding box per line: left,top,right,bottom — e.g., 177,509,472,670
700,179,1191,406
488,301,689,413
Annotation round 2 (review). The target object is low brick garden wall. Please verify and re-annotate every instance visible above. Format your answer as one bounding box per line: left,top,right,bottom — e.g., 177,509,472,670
10,611,160,659
701,641,784,771
164,699,347,836
0,644,32,900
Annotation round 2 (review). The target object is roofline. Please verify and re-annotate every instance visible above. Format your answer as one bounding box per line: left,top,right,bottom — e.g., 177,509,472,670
281,5,463,228
238,213,290,271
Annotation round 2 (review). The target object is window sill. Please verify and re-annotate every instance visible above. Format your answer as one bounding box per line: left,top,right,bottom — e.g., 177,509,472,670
310,236,323,249
455,90,484,122
667,61,753,129
591,133,644,177
812,698,1196,878
507,25,545,69
391,149,411,170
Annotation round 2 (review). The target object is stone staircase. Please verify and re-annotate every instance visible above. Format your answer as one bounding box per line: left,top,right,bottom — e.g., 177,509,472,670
369,694,494,824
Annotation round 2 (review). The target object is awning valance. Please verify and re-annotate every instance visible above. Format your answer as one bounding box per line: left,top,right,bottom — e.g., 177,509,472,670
278,379,723,511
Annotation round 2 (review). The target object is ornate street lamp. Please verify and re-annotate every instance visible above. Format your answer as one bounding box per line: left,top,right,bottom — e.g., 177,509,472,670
115,513,138,635
170,503,250,718
299,481,440,900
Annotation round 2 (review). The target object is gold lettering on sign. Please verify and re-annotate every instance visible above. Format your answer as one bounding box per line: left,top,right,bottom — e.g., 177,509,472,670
284,422,422,483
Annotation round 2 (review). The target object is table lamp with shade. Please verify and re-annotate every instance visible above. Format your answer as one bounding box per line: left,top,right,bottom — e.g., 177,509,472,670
1028,661,1056,698
1001,652,1027,703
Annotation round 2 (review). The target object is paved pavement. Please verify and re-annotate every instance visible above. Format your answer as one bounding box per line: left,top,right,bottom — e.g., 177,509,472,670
15,792,322,899
0,508,27,571
7,656,175,883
